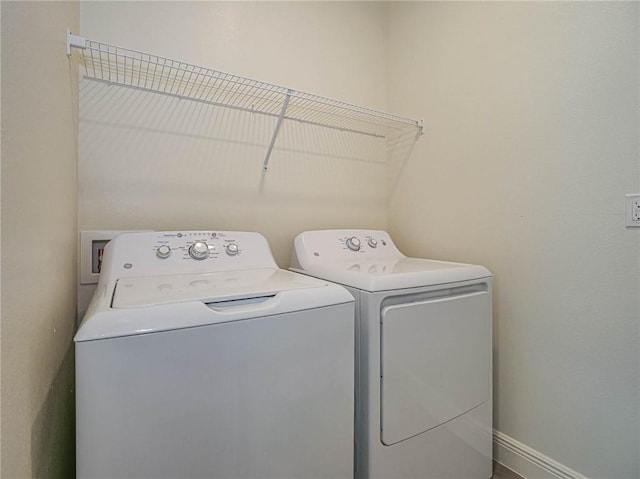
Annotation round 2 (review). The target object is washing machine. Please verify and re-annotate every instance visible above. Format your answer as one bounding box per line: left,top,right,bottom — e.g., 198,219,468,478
290,229,492,479
75,230,355,479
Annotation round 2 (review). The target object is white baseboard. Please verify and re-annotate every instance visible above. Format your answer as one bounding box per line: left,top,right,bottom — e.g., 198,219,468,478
493,430,589,479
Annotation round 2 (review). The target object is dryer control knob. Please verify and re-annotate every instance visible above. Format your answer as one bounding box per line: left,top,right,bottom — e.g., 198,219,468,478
346,237,361,251
226,243,239,256
189,241,209,260
367,238,378,248
156,245,171,258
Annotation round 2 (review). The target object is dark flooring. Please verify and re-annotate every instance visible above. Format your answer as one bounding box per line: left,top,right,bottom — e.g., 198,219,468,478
493,461,525,479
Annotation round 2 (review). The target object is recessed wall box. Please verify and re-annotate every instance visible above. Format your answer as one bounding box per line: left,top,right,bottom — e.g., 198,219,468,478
80,231,150,284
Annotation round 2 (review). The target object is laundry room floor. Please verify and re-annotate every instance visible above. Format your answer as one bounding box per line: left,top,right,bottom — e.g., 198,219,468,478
493,462,525,479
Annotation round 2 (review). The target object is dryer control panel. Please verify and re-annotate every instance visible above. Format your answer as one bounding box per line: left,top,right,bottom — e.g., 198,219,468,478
290,229,404,271
98,231,278,280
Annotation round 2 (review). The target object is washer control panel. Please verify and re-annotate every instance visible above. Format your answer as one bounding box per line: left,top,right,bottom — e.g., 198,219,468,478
152,231,246,262
99,231,278,279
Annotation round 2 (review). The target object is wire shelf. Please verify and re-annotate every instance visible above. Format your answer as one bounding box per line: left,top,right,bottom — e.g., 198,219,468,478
68,32,423,169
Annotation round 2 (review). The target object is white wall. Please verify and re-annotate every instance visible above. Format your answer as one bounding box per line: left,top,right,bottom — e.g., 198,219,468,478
1,2,79,477
387,3,639,478
78,1,390,271
0,2,4,471
77,2,639,477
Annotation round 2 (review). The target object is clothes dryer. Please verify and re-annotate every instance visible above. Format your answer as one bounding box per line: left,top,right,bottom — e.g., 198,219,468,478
291,229,492,479
76,231,354,479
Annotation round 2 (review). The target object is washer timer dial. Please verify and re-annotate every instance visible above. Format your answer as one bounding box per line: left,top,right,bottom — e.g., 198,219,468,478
189,241,210,260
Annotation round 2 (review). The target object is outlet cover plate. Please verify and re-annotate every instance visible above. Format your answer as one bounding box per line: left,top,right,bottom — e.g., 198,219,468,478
626,194,640,228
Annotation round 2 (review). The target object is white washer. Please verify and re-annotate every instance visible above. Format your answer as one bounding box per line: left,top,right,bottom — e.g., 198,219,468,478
76,231,355,479
291,229,492,479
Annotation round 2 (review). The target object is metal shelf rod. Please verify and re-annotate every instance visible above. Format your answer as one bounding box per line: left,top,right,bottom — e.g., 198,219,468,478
263,90,292,170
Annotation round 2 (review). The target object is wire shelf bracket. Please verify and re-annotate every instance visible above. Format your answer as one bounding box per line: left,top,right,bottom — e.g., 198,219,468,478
67,29,86,56
67,30,424,170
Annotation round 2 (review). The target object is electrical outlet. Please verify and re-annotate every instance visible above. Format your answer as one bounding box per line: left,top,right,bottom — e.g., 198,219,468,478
626,194,640,227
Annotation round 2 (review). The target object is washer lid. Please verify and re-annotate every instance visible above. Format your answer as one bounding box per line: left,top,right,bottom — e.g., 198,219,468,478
76,268,354,342
112,268,322,308
292,257,490,292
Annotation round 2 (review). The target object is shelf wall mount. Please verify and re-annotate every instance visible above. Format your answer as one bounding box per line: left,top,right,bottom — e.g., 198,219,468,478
67,30,424,170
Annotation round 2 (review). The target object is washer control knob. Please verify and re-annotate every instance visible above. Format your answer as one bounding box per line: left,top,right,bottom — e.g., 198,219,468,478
189,241,209,260
346,237,361,251
226,243,239,256
156,245,171,258
367,238,378,248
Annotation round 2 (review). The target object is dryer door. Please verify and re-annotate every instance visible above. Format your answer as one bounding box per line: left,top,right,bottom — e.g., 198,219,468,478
380,290,490,445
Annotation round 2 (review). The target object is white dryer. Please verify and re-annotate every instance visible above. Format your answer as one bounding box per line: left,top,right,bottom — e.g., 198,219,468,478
291,229,492,479
75,231,355,479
